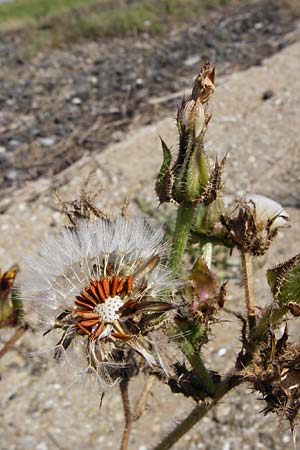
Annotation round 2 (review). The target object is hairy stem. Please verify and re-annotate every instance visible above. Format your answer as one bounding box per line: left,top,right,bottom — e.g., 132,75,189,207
0,325,27,360
152,374,238,450
240,251,256,329
133,375,156,421
181,338,216,395
169,201,195,272
120,380,132,450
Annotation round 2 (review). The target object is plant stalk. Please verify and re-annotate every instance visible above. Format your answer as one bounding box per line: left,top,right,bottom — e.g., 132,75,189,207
120,380,132,450
240,251,256,329
152,374,238,450
0,325,27,360
169,201,195,272
133,375,156,421
181,338,216,395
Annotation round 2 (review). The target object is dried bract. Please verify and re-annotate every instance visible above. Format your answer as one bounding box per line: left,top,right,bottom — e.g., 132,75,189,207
241,328,300,429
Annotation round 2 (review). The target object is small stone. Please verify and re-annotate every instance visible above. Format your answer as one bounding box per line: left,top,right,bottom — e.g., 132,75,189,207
0,146,7,162
136,78,144,87
184,55,201,67
9,139,21,149
40,137,55,147
36,442,48,450
282,434,290,444
5,169,18,181
222,442,231,450
72,97,82,105
90,76,98,84
261,89,274,101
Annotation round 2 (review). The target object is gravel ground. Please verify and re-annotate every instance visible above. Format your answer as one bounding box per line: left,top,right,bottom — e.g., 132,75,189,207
0,0,299,194
0,8,300,450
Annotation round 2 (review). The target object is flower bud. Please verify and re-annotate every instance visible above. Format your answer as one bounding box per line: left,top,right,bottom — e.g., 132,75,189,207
179,99,205,138
156,62,219,205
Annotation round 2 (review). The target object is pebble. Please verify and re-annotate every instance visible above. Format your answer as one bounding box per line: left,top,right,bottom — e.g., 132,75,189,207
0,146,7,162
36,442,48,450
222,442,231,450
282,434,291,443
5,169,18,181
184,55,201,67
39,137,55,147
8,139,21,149
72,97,82,105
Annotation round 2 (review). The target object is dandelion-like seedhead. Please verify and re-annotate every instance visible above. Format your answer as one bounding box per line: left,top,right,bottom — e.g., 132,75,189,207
22,217,176,388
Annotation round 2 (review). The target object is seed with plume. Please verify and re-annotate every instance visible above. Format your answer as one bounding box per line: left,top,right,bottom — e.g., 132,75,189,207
22,217,176,388
245,194,289,231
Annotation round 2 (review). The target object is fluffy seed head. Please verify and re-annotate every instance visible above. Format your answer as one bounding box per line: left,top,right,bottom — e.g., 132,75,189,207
22,217,175,388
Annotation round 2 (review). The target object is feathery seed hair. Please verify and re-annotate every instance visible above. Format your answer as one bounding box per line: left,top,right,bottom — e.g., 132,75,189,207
22,217,176,388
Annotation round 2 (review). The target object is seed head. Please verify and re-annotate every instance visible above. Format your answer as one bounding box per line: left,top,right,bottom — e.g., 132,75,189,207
22,217,176,388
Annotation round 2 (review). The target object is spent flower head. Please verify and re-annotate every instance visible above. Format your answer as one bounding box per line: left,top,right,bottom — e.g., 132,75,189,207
221,194,289,255
22,216,176,388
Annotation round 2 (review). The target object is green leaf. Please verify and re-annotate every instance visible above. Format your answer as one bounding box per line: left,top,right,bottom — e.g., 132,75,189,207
155,137,173,203
267,254,300,306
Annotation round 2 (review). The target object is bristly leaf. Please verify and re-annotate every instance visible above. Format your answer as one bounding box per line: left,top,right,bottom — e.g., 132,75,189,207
267,254,300,307
155,137,173,203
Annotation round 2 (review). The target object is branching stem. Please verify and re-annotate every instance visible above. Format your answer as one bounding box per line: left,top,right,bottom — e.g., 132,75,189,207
133,375,156,421
0,325,27,360
152,374,238,450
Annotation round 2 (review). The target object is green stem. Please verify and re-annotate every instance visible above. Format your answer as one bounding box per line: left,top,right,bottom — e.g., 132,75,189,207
169,201,195,272
153,304,289,450
181,339,216,395
152,375,237,450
